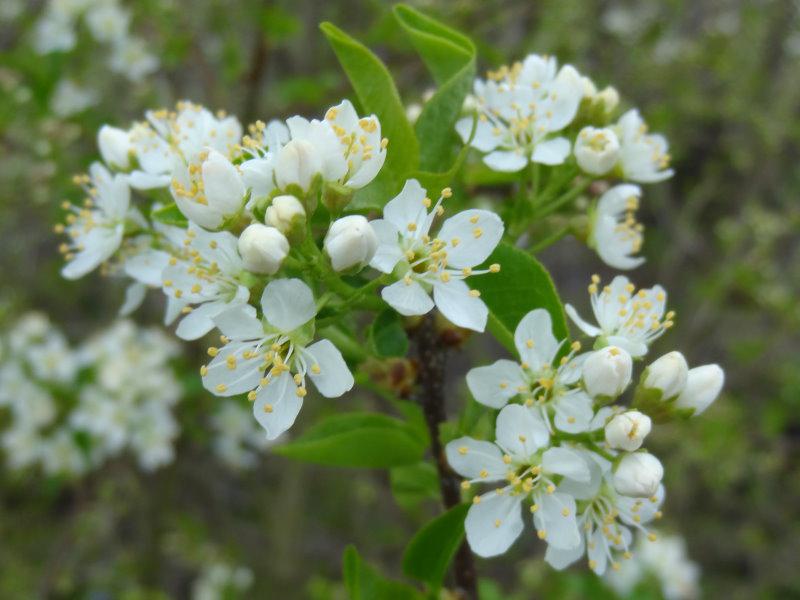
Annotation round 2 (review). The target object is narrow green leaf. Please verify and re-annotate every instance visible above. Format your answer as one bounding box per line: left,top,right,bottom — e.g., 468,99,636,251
343,545,423,600
402,504,469,589
151,203,188,227
369,309,410,357
471,242,569,353
275,412,426,468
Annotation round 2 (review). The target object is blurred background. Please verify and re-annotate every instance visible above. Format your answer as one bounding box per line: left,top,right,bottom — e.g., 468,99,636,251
1,0,799,598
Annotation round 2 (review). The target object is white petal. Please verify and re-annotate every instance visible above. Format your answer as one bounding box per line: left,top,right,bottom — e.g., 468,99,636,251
514,309,561,370
253,371,302,440
542,446,590,483
565,304,601,337
260,278,316,332
456,117,501,152
556,451,605,500
531,137,571,165
587,528,608,574
483,150,527,172
495,404,549,457
61,226,123,280
466,359,527,409
605,335,648,358
381,279,434,317
433,279,488,332
383,179,428,233
553,390,594,433
465,492,524,558
368,219,403,273
533,492,580,550
202,341,264,397
175,301,223,340
124,249,170,286
212,304,263,340
445,436,507,481
437,210,504,269
119,282,147,316
305,339,354,398
545,536,585,570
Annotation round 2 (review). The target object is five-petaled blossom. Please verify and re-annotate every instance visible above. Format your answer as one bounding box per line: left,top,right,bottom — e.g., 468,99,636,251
446,404,591,557
466,309,594,433
201,279,353,439
612,109,674,183
589,184,645,270
370,179,503,332
456,54,584,172
565,275,674,357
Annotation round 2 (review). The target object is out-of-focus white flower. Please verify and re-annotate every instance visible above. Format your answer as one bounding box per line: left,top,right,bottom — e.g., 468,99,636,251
59,163,131,280
201,279,353,439
237,224,289,274
85,2,130,43
574,127,620,175
613,451,663,498
446,404,590,557
33,10,76,54
108,37,159,82
370,179,503,332
456,54,585,172
590,184,645,270
466,308,594,433
674,364,724,415
613,109,674,183
50,79,98,117
566,275,674,357
643,351,689,400
324,215,378,271
98,125,132,169
582,345,632,399
605,410,651,451
211,402,275,469
192,561,254,600
265,194,305,233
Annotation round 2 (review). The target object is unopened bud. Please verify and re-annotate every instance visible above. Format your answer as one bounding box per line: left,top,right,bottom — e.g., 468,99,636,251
643,351,688,400
266,194,306,234
275,139,321,192
98,125,131,169
605,410,652,452
323,215,378,272
674,364,724,416
574,126,620,176
237,224,289,274
596,86,620,115
613,452,663,498
582,346,632,398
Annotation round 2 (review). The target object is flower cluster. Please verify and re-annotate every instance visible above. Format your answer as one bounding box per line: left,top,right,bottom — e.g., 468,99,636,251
33,0,158,82
457,53,673,271
0,314,182,475
446,275,723,573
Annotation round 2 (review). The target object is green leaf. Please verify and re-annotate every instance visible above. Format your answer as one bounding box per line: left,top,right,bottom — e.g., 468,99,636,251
369,309,410,357
402,504,469,589
320,22,418,201
393,5,476,171
390,462,440,510
275,412,426,468
471,242,568,353
343,546,422,600
151,203,188,227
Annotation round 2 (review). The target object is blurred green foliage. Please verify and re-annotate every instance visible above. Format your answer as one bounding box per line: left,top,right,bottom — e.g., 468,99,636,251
0,0,799,598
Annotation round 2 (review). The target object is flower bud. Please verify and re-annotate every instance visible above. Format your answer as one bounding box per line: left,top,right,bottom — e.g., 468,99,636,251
605,410,652,452
202,149,246,215
275,139,321,192
643,351,689,400
266,194,306,234
582,346,632,398
237,224,289,274
597,86,620,115
674,364,724,416
98,125,131,169
574,127,620,175
323,215,378,272
613,452,663,498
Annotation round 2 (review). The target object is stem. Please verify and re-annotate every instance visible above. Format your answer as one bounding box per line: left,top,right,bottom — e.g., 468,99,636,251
528,225,571,253
534,178,592,219
413,313,478,600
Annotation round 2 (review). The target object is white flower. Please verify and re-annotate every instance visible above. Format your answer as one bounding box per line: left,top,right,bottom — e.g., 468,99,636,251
237,224,289,274
582,345,632,398
200,279,354,439
108,37,159,83
590,184,645,270
466,309,594,433
643,351,689,400
265,194,306,233
613,452,663,498
565,275,674,357
170,148,246,230
161,226,249,340
239,120,290,201
98,125,132,169
613,109,674,183
324,215,378,272
674,364,724,415
370,179,503,332
60,163,131,280
455,54,584,172
322,100,387,189
446,404,590,557
50,79,98,117
545,452,665,575
211,402,275,469
275,138,324,192
33,11,76,54
605,410,651,451
574,127,620,175
85,2,130,43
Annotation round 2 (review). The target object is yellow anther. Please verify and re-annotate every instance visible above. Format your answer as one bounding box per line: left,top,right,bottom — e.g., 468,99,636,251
537,530,547,539
296,387,307,397
207,347,219,357
489,263,500,273
263,403,273,413
441,187,453,198
502,454,512,464
247,390,257,401
561,507,570,517
215,383,227,393
200,365,208,376
479,469,489,478
472,495,481,504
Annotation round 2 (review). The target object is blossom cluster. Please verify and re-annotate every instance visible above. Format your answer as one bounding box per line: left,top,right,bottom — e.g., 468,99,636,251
0,314,182,475
446,275,724,574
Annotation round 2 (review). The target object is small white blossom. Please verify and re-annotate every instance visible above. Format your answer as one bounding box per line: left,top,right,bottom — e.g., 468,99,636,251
370,179,504,332
211,402,275,469
108,37,159,82
85,2,130,43
324,215,378,272
582,345,632,399
98,125,132,169
566,275,674,357
613,109,674,183
265,194,306,233
605,410,651,451
590,184,645,270
237,224,289,275
643,351,689,400
613,451,663,498
50,79,98,117
574,127,620,175
674,364,724,415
